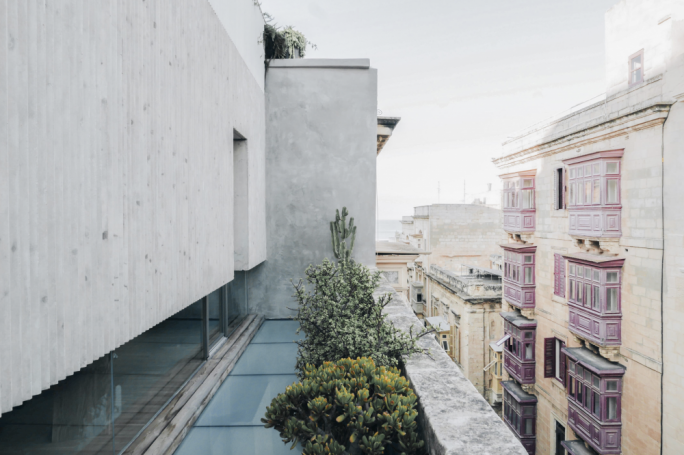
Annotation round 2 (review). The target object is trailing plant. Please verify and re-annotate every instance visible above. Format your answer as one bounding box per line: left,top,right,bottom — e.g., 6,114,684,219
330,207,356,262
262,357,425,455
263,13,315,60
291,259,430,373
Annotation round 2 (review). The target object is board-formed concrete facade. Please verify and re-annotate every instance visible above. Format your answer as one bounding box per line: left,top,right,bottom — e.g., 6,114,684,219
494,1,684,453
0,0,267,416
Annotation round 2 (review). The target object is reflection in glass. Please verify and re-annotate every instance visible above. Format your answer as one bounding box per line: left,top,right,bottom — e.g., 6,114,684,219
607,397,617,419
0,355,114,455
607,288,618,312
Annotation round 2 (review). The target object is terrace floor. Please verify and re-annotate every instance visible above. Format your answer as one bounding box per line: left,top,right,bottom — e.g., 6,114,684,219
173,320,304,455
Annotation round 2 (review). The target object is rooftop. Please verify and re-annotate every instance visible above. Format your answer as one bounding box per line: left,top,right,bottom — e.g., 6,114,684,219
376,241,428,255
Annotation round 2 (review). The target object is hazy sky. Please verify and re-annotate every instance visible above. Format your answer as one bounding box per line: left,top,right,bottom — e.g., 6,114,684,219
259,0,618,219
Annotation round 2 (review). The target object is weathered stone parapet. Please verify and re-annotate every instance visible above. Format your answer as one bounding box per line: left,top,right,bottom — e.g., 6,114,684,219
374,278,528,455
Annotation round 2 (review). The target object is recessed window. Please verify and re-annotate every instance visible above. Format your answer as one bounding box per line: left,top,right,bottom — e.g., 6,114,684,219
629,50,644,86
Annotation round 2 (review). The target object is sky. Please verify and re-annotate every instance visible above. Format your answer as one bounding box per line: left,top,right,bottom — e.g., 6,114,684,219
258,0,618,220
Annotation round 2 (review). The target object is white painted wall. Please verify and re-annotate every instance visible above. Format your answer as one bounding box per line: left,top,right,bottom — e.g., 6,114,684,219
0,0,266,416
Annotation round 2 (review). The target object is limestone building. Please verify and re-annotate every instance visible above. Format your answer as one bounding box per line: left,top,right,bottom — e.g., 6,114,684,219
493,1,684,454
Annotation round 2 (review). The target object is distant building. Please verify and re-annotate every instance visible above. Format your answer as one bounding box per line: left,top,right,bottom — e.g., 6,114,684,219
425,264,504,406
375,241,428,299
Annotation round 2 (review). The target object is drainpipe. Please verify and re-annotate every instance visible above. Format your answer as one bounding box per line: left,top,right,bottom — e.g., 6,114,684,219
659,107,669,455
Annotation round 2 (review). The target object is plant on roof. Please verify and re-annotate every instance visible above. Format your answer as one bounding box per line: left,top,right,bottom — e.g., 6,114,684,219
262,357,425,455
262,13,315,60
291,257,430,374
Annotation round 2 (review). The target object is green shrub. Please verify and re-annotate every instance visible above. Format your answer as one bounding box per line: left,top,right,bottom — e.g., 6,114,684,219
291,259,426,373
262,357,424,455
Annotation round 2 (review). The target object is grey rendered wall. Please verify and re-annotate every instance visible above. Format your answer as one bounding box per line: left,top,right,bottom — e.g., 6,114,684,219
249,59,377,318
0,0,265,415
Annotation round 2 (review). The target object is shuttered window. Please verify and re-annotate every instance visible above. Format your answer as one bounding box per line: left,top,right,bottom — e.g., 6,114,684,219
554,253,566,297
554,167,565,210
544,338,555,378
544,337,566,383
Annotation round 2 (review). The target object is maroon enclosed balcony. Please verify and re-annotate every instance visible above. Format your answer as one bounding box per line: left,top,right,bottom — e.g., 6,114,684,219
501,170,536,234
563,150,623,238
502,243,537,310
500,312,537,385
563,347,625,455
502,380,537,455
564,253,625,346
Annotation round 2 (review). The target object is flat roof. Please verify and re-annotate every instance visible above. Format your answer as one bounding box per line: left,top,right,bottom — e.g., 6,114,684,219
376,241,429,255
425,316,450,332
500,311,537,328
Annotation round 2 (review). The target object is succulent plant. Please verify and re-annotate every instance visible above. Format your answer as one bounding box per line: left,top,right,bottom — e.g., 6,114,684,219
262,357,424,455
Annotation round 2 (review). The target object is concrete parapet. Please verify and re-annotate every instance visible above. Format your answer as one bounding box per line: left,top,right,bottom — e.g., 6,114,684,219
375,278,527,455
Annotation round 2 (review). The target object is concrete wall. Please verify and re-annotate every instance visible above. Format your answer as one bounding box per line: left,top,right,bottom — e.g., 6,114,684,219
248,59,377,318
0,0,266,416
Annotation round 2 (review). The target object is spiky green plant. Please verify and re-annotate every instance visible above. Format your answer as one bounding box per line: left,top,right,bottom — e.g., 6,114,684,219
262,357,425,455
330,207,356,262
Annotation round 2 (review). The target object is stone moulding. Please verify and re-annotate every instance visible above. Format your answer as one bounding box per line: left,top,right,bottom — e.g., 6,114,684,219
492,101,671,169
373,277,528,455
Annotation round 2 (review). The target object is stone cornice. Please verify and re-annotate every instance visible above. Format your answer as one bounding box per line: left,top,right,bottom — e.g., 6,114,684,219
493,102,672,169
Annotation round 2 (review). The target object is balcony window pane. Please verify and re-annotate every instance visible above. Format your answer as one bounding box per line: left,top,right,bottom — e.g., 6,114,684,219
570,168,576,179
569,361,575,373
585,268,592,279
607,397,617,419
525,343,533,360
585,164,592,176
577,166,583,178
569,264,575,276
584,385,591,409
523,406,534,416
524,331,533,339
585,370,592,382
577,365,583,377
593,391,601,416
593,375,600,388
584,180,591,205
607,271,619,283
577,282,583,303
607,288,618,312
523,179,533,188
593,163,600,175
570,183,576,205
569,377,575,397
585,284,591,307
593,270,600,281
570,280,575,299
525,267,533,284
607,179,619,203
606,380,618,391
524,418,534,435
524,255,533,263
522,190,533,209
577,266,583,276
593,179,601,204
577,383,583,403
593,286,600,310
606,162,619,174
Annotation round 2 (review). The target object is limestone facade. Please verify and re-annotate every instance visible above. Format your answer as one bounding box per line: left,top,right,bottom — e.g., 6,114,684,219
494,1,684,453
